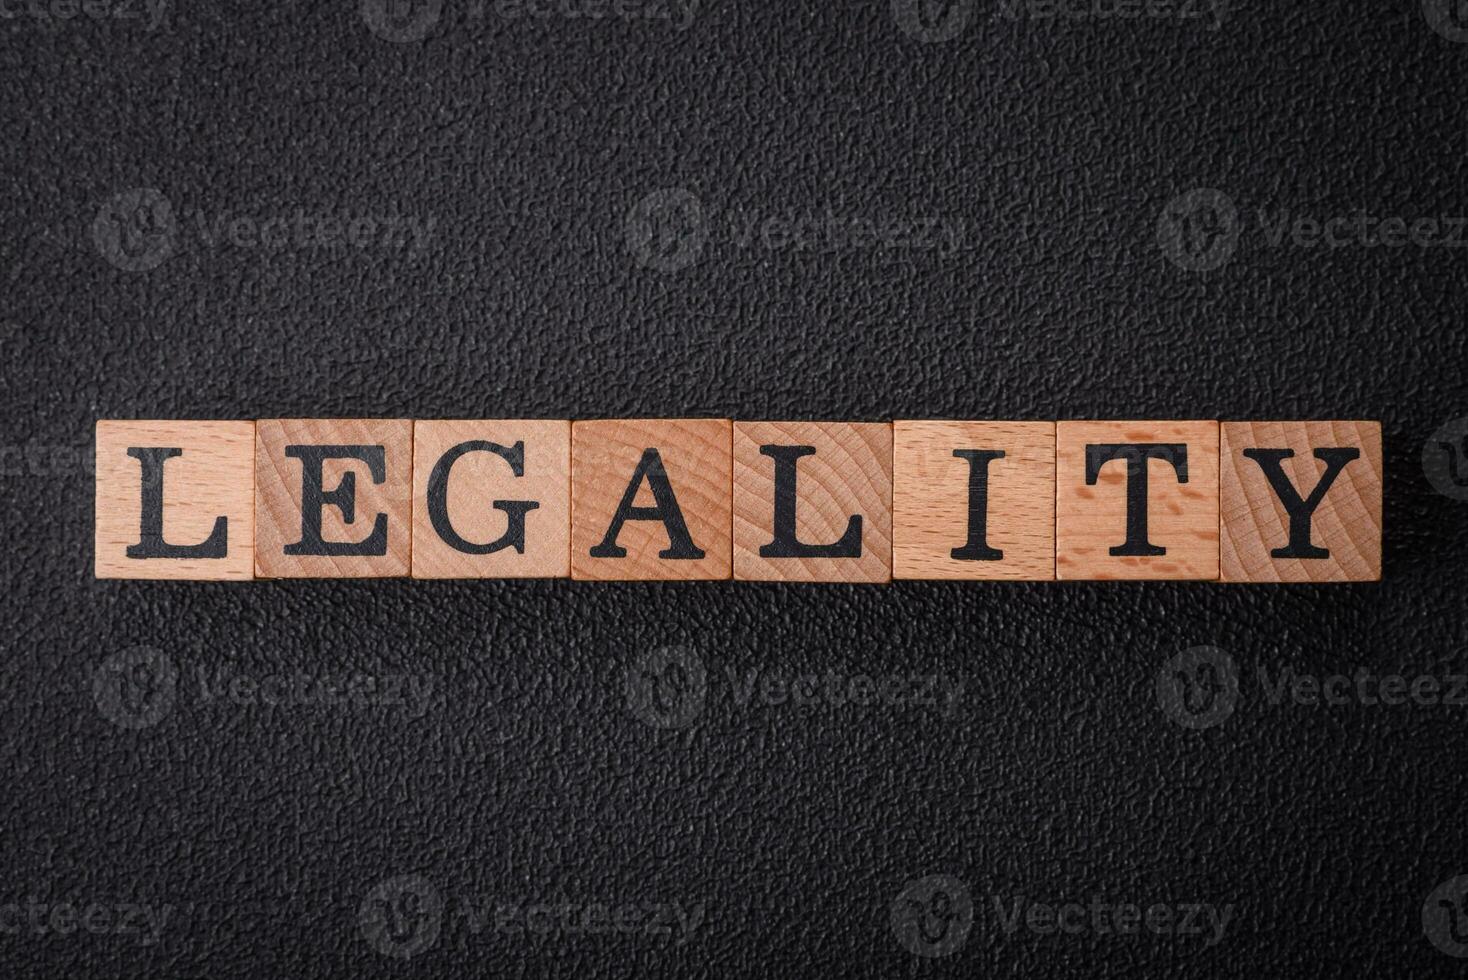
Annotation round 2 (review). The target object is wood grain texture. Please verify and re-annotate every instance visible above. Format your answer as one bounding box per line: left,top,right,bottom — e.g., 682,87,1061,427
571,419,732,581
95,420,255,580
893,420,1055,580
1056,420,1219,581
733,421,892,583
255,419,413,578
411,420,570,579
1220,420,1382,582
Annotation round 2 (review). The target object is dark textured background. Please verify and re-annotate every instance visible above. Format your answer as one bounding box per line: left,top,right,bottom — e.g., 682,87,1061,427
3,0,1468,975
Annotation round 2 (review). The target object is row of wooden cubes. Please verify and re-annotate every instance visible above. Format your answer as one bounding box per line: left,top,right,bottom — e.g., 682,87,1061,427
94,419,1382,582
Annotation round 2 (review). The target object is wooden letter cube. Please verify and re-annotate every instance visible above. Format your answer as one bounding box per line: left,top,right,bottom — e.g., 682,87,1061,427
1056,420,1219,580
95,420,256,580
1220,420,1382,582
893,420,1055,580
733,421,892,583
255,419,413,578
571,419,732,581
412,420,571,579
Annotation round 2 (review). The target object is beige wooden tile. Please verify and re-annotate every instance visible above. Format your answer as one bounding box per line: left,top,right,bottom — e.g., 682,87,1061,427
411,420,570,579
95,420,255,580
1056,420,1219,580
255,419,412,578
893,420,1055,580
1220,420,1381,582
571,419,732,581
733,421,892,583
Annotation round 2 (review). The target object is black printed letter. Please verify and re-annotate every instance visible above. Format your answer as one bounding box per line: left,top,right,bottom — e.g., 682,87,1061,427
125,447,227,559
589,448,704,559
427,440,540,555
1242,447,1360,559
950,449,1004,561
283,445,388,556
1085,443,1188,557
758,445,862,559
